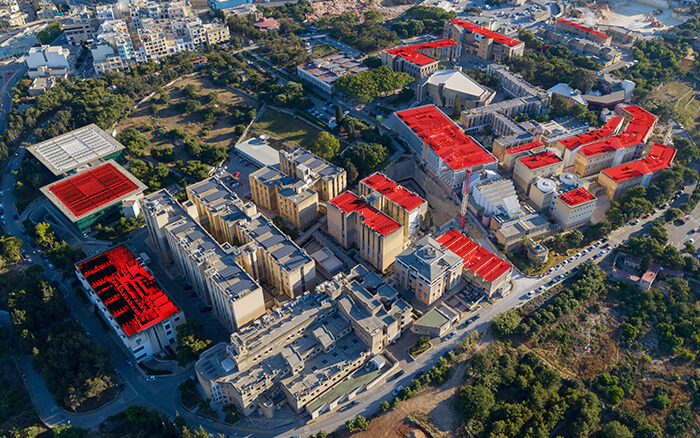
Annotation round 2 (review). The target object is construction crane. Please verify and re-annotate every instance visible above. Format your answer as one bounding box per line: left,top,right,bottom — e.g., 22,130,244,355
459,169,472,230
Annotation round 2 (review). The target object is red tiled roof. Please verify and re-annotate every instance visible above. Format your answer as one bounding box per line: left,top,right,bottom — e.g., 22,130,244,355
602,143,676,183
253,17,279,29
385,39,458,67
518,151,562,170
505,140,543,155
436,229,511,283
579,106,657,157
329,192,401,237
395,105,496,171
360,173,426,212
77,246,180,337
449,19,523,47
558,187,596,207
559,116,623,150
557,18,611,39
48,163,140,218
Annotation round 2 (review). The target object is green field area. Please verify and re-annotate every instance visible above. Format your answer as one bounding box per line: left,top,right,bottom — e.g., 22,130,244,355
653,80,700,143
250,109,322,149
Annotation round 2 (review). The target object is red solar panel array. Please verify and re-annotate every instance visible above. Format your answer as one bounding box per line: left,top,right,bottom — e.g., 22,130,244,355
558,187,596,207
386,39,459,67
329,192,401,237
361,173,426,212
48,163,139,217
603,143,677,183
77,245,180,337
449,19,523,47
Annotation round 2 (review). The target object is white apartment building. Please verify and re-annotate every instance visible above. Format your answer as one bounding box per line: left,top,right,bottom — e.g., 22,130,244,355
25,45,73,79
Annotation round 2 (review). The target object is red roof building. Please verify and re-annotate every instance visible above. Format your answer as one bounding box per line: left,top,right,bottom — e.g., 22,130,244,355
381,39,460,79
506,140,544,155
598,143,676,198
518,150,562,170
558,116,623,151
327,192,404,272
253,17,279,31
393,106,496,189
360,173,425,212
437,229,512,296
558,187,596,207
40,161,147,232
385,39,459,67
556,18,611,44
448,19,522,47
77,245,181,338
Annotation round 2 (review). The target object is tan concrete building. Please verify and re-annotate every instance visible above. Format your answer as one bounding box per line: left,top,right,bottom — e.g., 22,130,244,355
512,151,564,195
381,39,460,79
278,147,346,202
395,236,463,306
140,187,266,332
417,69,495,112
327,192,404,273
358,172,427,237
444,19,524,62
555,18,611,46
597,143,676,199
500,140,545,172
249,166,318,229
550,187,597,229
187,175,316,300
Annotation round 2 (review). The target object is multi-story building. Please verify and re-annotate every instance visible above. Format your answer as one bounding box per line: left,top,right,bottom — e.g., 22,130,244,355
381,39,460,79
395,236,463,306
249,167,318,229
389,105,497,190
204,22,231,45
140,186,267,332
92,20,136,75
417,68,495,112
598,143,676,199
297,54,368,95
444,19,524,62
327,192,404,272
278,147,347,202
500,140,545,172
436,229,512,297
512,151,564,195
550,187,597,229
493,213,551,251
195,266,411,419
40,161,146,233
75,245,185,362
555,18,612,46
552,116,624,167
358,172,427,237
25,45,73,79
0,0,27,27
539,26,621,67
207,0,251,12
488,64,550,103
186,175,316,300
63,13,94,45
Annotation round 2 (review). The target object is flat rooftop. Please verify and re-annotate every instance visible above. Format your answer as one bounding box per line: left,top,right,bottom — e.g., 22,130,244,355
395,105,496,171
77,245,180,337
437,229,511,283
298,53,368,85
28,124,126,176
559,116,623,150
235,139,279,167
518,151,562,170
41,161,146,222
602,143,676,183
385,38,458,67
506,140,543,155
449,19,522,47
361,172,425,212
558,187,596,207
329,192,401,237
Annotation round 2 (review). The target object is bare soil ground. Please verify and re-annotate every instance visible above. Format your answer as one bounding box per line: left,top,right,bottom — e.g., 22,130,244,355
309,0,413,22
116,75,258,162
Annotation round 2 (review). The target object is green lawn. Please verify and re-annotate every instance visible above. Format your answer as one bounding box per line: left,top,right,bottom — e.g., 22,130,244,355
250,109,321,148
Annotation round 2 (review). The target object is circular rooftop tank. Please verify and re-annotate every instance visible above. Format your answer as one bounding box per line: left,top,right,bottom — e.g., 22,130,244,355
536,178,555,194
259,134,270,141
559,171,578,186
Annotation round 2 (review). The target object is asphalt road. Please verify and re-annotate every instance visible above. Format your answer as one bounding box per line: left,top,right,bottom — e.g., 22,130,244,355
0,62,26,132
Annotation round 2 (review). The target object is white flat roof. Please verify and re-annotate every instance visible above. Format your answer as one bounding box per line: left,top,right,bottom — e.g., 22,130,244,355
235,139,279,168
28,124,126,176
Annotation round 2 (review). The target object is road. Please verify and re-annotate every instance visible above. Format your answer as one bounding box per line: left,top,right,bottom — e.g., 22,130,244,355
0,62,26,132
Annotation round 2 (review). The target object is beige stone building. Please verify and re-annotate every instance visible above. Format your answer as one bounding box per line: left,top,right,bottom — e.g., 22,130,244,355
395,236,463,306
381,39,460,79
444,19,524,62
512,151,564,195
358,172,427,237
550,187,597,229
278,147,346,202
327,192,404,273
249,166,318,229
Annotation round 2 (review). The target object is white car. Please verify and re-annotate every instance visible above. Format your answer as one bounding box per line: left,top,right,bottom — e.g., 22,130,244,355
393,386,403,396
146,375,157,382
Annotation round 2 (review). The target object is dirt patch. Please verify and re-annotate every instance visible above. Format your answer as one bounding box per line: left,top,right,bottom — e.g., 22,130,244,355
309,0,413,22
116,75,258,162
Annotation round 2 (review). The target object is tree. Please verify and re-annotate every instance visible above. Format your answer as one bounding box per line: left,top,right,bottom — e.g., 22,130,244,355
457,385,494,422
345,142,389,178
345,419,355,431
452,95,462,116
363,10,383,22
566,229,584,249
52,425,88,438
175,321,212,366
335,66,413,103
116,128,150,157
672,137,699,165
666,404,692,435
316,431,328,438
599,421,633,438
310,132,340,160
492,310,520,338
335,104,343,123
355,415,368,430
183,84,199,99
379,400,390,412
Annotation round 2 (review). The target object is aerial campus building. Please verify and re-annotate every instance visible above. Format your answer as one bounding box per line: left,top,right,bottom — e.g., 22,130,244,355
389,105,497,190
27,124,126,177
75,245,184,362
381,39,460,79
297,53,368,94
598,143,676,199
443,20,524,62
40,160,147,233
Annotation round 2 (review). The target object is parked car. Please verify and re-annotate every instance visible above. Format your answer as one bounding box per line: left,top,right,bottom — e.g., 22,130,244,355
146,376,157,382
126,360,134,368
393,386,404,396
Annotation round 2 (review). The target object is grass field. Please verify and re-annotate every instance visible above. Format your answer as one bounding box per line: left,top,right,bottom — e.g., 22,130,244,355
652,80,700,143
250,109,322,149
